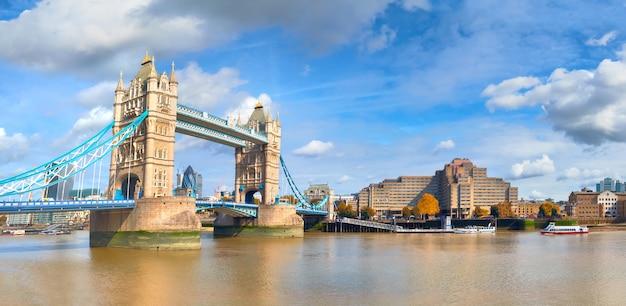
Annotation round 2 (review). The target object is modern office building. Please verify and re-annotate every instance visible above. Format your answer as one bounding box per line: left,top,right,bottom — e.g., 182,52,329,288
357,158,518,219
176,165,203,198
596,177,624,192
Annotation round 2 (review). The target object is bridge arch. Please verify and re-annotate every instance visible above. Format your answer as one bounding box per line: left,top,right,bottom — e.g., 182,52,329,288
118,174,141,200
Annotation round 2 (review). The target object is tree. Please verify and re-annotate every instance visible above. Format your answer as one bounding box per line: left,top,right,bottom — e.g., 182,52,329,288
402,206,411,219
337,202,356,218
411,205,420,218
539,201,560,218
417,193,440,219
474,206,488,218
491,201,514,218
361,206,377,220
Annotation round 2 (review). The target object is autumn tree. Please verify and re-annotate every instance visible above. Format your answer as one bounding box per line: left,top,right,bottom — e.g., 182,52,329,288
491,201,514,218
474,206,488,218
417,193,440,219
411,205,420,218
402,206,412,219
337,202,356,218
361,206,377,220
539,201,560,218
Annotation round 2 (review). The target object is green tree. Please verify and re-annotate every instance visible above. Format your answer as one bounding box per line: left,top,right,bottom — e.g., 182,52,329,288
361,206,377,220
417,193,440,219
337,202,356,218
402,206,412,219
491,201,514,218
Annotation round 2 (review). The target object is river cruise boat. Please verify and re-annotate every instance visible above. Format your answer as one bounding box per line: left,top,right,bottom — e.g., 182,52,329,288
540,222,589,235
453,223,495,234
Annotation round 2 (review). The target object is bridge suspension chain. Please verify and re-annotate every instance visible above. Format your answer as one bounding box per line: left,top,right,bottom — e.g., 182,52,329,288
279,155,328,210
0,111,149,197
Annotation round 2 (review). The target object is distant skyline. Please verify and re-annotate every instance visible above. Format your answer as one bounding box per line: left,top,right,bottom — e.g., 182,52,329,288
2,1,626,201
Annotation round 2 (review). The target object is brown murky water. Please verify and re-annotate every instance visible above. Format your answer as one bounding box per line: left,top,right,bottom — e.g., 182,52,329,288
1,229,625,305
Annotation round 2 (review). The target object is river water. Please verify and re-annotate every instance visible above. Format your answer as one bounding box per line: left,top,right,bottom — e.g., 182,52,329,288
1,229,626,305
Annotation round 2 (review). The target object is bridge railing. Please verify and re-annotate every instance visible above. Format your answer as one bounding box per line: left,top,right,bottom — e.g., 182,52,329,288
0,199,135,213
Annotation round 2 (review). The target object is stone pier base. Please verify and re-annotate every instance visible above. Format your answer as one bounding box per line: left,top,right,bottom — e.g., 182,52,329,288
214,204,304,238
90,196,201,250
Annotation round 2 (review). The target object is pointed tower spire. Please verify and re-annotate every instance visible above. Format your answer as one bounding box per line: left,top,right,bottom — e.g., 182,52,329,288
170,61,178,84
116,71,124,91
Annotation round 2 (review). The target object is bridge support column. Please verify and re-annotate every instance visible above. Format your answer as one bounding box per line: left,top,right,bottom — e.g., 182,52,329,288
89,196,201,250
213,204,303,238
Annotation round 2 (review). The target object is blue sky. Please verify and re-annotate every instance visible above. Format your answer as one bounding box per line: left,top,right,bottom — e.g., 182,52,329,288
2,0,626,201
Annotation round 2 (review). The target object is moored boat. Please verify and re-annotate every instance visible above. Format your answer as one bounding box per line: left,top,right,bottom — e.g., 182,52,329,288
453,223,496,234
540,222,588,235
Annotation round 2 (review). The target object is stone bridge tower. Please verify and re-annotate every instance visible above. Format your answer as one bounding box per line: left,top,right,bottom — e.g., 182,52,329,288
234,102,281,204
107,53,178,200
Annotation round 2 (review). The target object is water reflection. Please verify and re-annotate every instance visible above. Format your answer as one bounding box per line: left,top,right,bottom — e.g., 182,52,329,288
2,230,626,305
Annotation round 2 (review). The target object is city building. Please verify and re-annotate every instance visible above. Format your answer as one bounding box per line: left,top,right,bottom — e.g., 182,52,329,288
43,163,75,200
514,199,542,218
596,177,624,192
568,189,623,218
357,158,518,219
176,165,203,198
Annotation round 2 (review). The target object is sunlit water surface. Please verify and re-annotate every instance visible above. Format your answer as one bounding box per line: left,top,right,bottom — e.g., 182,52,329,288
1,230,626,305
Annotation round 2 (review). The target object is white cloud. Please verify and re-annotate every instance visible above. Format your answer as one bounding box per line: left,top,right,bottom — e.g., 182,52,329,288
483,53,626,146
529,190,546,200
585,31,618,46
293,140,334,158
433,139,455,152
0,128,33,164
482,76,542,112
177,62,249,110
225,93,274,124
510,154,555,179
557,167,604,181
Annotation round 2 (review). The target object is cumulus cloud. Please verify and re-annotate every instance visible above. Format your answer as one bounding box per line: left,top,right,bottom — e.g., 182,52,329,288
529,190,546,200
433,139,455,153
585,31,618,46
177,62,249,110
0,0,407,76
225,93,274,124
557,167,604,181
510,154,555,179
483,54,626,145
293,140,334,158
0,128,35,164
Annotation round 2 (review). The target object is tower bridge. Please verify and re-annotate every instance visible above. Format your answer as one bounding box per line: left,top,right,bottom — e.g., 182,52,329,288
0,53,328,249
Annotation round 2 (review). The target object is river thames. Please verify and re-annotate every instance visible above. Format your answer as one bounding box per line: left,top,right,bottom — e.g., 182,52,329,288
1,229,626,305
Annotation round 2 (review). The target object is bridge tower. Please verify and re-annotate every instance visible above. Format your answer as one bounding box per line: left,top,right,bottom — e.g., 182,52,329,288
92,53,200,250
107,53,178,199
234,102,281,205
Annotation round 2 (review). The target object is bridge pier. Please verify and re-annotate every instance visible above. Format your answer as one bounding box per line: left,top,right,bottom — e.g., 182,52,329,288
214,204,304,238
89,196,201,250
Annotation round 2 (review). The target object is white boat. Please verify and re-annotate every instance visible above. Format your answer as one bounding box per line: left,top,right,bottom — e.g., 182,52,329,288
540,222,588,235
453,223,496,234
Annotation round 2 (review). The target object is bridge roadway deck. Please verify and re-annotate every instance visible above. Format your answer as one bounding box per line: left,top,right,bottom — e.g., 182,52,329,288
0,199,328,217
